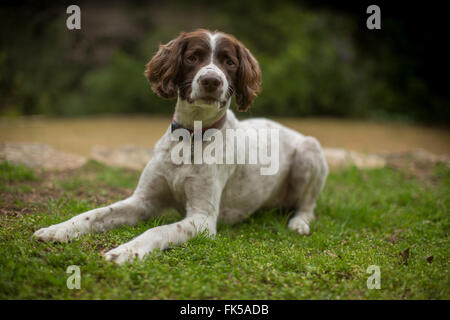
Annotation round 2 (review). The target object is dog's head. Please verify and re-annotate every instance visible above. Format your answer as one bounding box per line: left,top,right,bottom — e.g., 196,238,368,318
145,29,261,112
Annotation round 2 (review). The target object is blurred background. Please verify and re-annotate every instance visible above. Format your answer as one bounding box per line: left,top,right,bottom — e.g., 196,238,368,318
0,0,449,159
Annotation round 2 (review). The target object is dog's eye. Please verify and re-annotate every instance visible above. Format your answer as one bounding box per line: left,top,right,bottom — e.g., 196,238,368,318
226,59,236,67
186,55,198,64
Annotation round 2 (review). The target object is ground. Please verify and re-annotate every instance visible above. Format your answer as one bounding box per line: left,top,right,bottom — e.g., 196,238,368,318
0,160,448,299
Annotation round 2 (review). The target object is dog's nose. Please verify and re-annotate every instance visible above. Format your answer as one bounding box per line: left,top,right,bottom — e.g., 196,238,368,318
199,75,222,92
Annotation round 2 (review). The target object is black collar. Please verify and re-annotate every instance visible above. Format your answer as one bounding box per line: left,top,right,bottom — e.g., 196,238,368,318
170,113,227,135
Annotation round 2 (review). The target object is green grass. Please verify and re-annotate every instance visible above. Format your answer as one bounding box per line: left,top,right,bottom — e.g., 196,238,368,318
0,160,448,299
0,161,38,183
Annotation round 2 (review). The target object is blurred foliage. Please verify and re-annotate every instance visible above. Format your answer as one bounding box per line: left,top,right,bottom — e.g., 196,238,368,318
0,0,447,122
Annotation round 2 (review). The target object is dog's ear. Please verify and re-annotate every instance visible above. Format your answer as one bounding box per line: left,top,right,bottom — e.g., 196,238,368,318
145,34,186,99
234,42,262,112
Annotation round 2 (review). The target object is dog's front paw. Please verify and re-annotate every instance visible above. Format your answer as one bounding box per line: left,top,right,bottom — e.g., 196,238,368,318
288,216,311,235
104,242,147,265
33,222,81,242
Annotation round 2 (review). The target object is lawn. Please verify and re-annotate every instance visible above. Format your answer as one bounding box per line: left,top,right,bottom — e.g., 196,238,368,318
0,160,448,299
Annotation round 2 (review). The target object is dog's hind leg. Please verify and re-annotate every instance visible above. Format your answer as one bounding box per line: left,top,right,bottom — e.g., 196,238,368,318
33,160,171,242
287,137,328,235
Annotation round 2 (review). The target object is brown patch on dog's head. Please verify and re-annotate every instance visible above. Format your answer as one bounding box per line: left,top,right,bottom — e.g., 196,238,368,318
145,29,261,111
144,30,210,100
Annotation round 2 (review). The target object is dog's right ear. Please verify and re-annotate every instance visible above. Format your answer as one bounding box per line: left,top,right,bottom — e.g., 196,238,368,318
145,34,186,99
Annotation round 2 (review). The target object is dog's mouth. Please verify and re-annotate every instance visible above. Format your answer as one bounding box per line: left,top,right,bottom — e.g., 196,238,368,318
188,96,227,108
198,96,218,104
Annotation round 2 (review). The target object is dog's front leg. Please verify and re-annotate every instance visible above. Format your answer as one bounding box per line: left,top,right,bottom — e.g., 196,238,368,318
104,213,217,264
33,195,151,242
34,160,170,242
104,177,222,264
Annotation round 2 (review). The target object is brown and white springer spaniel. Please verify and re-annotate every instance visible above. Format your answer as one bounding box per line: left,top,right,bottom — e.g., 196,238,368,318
34,29,329,264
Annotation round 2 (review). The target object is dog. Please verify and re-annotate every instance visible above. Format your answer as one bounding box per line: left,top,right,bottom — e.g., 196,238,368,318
34,29,328,264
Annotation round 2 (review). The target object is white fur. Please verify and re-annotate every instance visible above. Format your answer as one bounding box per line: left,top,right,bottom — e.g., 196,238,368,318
190,33,228,103
174,98,229,128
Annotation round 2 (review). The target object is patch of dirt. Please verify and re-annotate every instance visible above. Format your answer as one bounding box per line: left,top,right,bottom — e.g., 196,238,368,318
0,177,63,217
1,137,449,176
324,148,386,170
91,145,153,170
0,143,87,170
399,248,410,266
0,169,132,218
384,149,449,182
387,229,404,244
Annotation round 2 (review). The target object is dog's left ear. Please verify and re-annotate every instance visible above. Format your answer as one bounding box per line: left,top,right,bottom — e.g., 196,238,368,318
145,33,186,99
235,42,262,112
